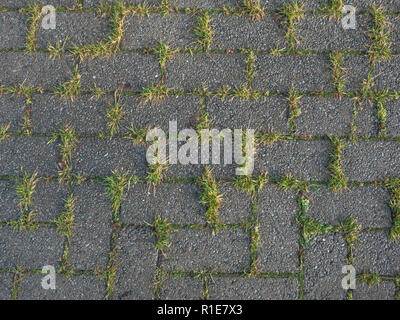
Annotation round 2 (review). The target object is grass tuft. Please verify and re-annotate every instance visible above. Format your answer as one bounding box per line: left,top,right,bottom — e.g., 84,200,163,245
54,195,76,237
280,0,305,54
194,12,213,51
196,167,224,232
0,124,11,142
141,84,170,102
386,178,400,240
329,51,347,97
368,6,392,62
53,65,81,101
16,170,38,212
153,40,179,77
104,171,133,225
148,215,176,257
340,216,361,262
287,87,302,132
239,0,265,20
320,0,344,19
146,163,168,192
106,90,125,136
21,4,41,52
327,136,348,191
233,172,268,197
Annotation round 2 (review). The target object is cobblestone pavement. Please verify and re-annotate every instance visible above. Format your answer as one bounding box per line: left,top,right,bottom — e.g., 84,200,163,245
0,0,400,300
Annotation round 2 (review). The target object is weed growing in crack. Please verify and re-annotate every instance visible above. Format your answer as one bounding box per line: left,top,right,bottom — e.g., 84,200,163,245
328,136,348,191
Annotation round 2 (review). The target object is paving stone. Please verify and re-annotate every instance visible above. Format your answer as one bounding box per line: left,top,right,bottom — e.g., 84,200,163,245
354,232,400,275
253,55,334,93
258,185,299,273
296,15,371,51
72,137,148,178
0,273,12,300
165,54,246,91
342,55,370,93
112,226,158,300
0,52,74,90
79,53,159,91
68,182,112,270
121,95,202,133
161,229,250,272
121,14,196,49
160,276,203,300
30,181,71,222
386,98,400,137
342,141,400,181
255,140,330,181
0,226,64,269
0,12,27,48
169,0,236,8
205,96,290,133
352,98,379,137
308,186,392,229
0,180,20,222
295,96,354,136
121,182,206,225
219,183,252,224
303,234,348,300
0,0,76,7
353,281,396,300
389,15,400,52
31,94,109,134
0,136,58,176
18,274,106,300
0,95,26,132
373,57,400,91
36,12,109,48
209,277,298,300
210,13,286,50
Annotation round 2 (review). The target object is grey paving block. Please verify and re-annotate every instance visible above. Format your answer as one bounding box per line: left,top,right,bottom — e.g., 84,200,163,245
308,186,392,228
169,0,236,8
255,140,330,181
352,99,379,137
342,141,400,181
18,274,106,300
354,232,400,275
112,226,158,300
161,229,250,272
219,182,252,224
31,94,109,134
386,99,400,137
0,180,20,222
30,181,71,222
0,95,26,132
36,12,109,49
0,226,64,269
0,136,59,176
79,53,159,91
121,13,196,49
0,53,74,90
121,95,202,132
0,12,27,48
165,53,246,91
68,182,112,270
353,281,396,300
389,15,400,52
205,96,290,133
373,57,400,91
258,185,299,273
0,0,76,8
295,96,354,136
210,13,286,50
303,234,348,300
72,137,148,178
296,15,370,51
0,273,12,300
209,277,298,300
121,182,206,225
253,55,334,93
342,55,370,93
160,276,203,300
